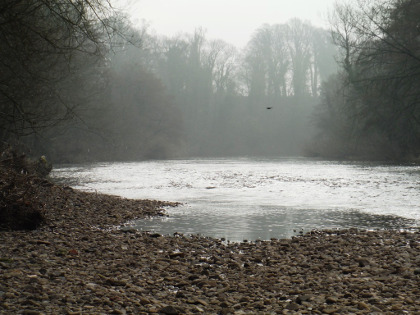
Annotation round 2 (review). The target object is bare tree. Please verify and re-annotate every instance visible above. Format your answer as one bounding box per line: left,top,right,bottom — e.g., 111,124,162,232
287,19,313,97
0,0,119,143
243,24,290,101
314,0,420,159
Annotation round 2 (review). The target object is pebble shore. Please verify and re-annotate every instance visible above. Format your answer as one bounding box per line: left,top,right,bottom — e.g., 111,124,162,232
1,180,420,314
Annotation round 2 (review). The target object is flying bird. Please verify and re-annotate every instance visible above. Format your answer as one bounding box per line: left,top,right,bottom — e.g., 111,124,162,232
266,107,273,110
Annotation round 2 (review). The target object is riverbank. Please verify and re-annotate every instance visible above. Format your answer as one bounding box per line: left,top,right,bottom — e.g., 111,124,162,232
1,170,420,314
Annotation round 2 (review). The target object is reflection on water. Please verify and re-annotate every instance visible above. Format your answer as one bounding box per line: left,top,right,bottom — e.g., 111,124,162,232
133,207,416,241
52,158,420,241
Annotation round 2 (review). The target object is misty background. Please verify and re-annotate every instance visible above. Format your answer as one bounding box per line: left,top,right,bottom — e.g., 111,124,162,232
1,0,419,163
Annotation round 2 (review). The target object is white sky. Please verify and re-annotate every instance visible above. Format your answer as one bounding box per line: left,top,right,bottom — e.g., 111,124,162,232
119,0,337,48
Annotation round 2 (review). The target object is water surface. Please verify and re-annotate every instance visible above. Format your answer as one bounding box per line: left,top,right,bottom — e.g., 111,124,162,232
51,158,420,241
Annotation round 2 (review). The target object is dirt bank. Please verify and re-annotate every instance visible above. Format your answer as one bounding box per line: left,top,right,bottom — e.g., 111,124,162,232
0,167,419,314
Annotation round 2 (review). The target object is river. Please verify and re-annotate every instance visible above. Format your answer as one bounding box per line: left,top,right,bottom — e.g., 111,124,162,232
51,157,420,241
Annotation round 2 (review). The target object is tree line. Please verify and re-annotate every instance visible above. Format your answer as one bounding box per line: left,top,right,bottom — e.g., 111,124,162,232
309,0,420,161
1,0,339,162
6,0,416,162
141,20,337,157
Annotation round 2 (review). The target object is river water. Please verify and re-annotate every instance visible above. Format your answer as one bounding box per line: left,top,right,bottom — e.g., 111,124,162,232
51,158,420,241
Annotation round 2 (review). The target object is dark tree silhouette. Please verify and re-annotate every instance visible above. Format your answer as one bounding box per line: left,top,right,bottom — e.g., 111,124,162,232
0,0,117,143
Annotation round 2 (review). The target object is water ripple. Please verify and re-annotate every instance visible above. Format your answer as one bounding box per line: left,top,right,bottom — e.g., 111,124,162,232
52,158,420,241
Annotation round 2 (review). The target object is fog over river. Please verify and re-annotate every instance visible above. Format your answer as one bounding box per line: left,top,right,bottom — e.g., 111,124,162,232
52,158,420,241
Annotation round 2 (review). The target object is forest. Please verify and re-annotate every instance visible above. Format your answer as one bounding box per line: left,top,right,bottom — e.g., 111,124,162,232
0,0,419,162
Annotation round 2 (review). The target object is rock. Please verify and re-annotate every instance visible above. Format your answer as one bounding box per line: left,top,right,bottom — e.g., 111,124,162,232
358,301,370,310
286,302,300,311
105,278,127,287
357,258,370,267
195,299,208,306
36,240,51,245
120,228,137,234
68,249,78,256
326,296,338,304
147,307,159,313
20,311,42,315
85,283,97,290
139,297,151,305
391,303,403,311
160,305,181,315
1,173,420,315
296,294,313,304
322,306,340,314
169,252,185,259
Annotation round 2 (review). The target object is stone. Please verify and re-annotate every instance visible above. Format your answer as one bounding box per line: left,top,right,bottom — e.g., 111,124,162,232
86,283,97,290
322,307,340,314
1,170,420,315
219,308,232,315
20,311,42,315
160,305,181,315
193,306,205,312
358,302,370,310
195,299,208,306
326,296,338,304
286,302,300,311
296,294,313,304
105,278,127,287
169,252,185,259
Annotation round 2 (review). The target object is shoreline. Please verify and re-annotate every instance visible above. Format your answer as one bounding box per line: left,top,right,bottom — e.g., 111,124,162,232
1,178,420,314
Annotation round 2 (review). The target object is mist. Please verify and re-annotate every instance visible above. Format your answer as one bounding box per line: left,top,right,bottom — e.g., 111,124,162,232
2,0,419,163
146,21,337,158
18,17,337,162
2,3,420,314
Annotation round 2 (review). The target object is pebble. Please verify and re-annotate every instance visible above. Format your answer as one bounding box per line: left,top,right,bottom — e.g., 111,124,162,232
322,306,340,314
326,296,338,304
0,173,419,314
358,301,370,310
160,305,181,315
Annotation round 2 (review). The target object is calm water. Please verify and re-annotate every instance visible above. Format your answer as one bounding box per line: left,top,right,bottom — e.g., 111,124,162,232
51,158,420,241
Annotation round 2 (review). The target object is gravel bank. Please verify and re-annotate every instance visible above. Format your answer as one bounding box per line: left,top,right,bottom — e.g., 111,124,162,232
1,172,419,314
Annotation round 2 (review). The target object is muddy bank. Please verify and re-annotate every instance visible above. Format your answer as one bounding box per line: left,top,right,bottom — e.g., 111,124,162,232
0,168,420,314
